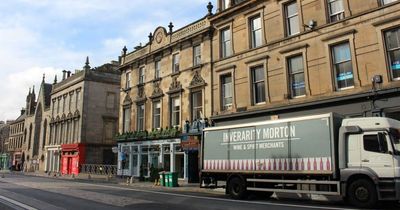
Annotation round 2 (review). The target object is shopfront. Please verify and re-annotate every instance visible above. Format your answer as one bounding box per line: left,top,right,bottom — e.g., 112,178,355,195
12,151,23,171
61,143,85,175
44,145,61,173
118,138,188,179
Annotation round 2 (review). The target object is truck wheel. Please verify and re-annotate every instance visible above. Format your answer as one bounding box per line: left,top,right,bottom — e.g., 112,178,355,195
228,177,248,200
347,179,377,208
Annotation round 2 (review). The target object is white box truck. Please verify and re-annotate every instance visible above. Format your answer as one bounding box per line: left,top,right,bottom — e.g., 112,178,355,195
201,113,400,207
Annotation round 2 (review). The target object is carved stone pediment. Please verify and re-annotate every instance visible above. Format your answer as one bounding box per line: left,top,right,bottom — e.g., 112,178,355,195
150,81,164,99
135,86,147,103
123,94,132,106
167,77,183,94
189,70,206,89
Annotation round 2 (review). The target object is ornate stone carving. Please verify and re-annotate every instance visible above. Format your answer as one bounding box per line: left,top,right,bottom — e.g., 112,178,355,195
123,94,132,106
167,77,183,94
189,70,206,88
151,81,164,98
135,86,147,103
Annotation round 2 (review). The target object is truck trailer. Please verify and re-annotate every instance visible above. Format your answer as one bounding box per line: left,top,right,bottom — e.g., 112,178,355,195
200,113,400,207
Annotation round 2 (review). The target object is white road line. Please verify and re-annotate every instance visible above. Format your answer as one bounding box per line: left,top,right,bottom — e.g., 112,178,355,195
82,182,362,210
0,195,38,210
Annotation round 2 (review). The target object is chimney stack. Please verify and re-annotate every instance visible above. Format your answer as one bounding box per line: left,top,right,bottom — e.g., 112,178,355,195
67,71,71,78
62,70,67,80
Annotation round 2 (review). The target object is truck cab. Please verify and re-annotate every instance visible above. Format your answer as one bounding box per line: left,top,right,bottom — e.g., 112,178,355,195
340,117,400,206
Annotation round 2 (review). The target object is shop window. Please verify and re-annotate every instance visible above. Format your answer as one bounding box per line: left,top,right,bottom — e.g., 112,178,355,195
384,27,400,80
331,42,354,90
287,55,306,97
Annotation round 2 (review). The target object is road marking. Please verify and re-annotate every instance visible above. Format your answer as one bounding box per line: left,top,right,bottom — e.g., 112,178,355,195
0,195,38,210
82,182,361,210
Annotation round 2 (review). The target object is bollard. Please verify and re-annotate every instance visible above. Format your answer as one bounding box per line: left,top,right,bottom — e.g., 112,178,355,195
88,174,91,180
72,174,75,179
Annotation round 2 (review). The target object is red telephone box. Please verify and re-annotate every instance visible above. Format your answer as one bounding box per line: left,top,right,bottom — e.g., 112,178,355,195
61,144,85,175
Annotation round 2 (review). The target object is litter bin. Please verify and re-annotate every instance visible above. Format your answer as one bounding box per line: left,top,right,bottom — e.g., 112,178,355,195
168,172,178,187
158,171,165,186
164,172,170,187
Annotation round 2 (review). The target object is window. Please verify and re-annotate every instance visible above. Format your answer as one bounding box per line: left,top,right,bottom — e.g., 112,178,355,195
288,55,305,97
364,134,388,153
170,96,180,127
327,0,345,22
221,74,233,110
384,27,400,80
285,1,300,36
221,28,232,58
153,101,161,129
155,61,161,79
251,66,266,104
250,16,262,48
331,42,354,90
172,54,180,73
125,72,131,89
221,0,230,10
137,104,145,131
381,0,398,5
193,45,201,66
139,67,145,84
191,91,203,120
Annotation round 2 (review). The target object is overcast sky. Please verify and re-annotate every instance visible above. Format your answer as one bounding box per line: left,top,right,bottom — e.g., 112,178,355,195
0,0,216,121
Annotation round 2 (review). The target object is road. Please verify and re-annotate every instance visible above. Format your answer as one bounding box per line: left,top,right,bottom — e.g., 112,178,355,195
0,173,397,210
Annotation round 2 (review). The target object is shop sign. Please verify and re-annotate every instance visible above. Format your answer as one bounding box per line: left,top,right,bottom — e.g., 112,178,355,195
181,137,199,151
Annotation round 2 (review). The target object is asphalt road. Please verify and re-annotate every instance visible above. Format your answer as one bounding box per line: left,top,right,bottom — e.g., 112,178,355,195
0,173,397,210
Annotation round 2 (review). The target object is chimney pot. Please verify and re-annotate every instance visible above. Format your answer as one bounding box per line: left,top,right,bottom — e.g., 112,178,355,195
62,70,67,80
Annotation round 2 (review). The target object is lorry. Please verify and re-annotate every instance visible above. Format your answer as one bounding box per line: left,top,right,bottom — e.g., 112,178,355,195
200,113,400,207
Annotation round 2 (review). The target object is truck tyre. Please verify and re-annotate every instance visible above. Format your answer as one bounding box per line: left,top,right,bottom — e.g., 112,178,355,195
228,177,248,200
347,179,377,208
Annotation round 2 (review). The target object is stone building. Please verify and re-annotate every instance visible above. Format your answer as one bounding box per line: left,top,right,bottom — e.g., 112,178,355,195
0,120,12,169
24,77,53,172
209,0,400,125
45,59,120,175
7,111,26,171
117,7,214,181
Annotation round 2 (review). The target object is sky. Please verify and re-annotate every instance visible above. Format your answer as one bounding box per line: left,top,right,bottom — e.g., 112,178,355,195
0,0,216,121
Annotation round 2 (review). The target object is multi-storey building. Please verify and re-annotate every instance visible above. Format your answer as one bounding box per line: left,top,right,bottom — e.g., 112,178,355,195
46,59,120,175
210,0,400,125
7,111,25,170
0,120,12,170
117,9,213,181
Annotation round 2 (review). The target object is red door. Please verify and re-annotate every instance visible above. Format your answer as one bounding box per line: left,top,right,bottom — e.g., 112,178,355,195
68,158,73,174
72,156,79,175
61,157,68,175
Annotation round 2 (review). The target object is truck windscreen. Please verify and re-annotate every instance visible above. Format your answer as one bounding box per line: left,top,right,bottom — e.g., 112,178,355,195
390,129,400,154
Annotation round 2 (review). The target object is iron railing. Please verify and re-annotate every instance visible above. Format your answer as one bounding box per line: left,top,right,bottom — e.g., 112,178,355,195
80,164,117,176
